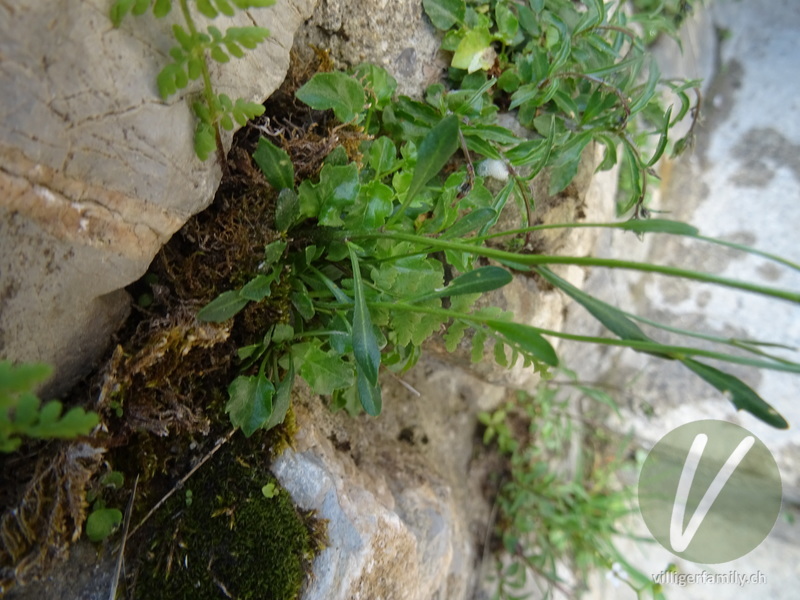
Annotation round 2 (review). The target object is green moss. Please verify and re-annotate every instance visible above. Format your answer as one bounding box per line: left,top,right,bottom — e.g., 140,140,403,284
133,434,322,600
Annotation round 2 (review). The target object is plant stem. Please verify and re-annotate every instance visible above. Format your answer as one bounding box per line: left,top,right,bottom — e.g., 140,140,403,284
364,301,800,373
346,231,800,303
179,0,225,165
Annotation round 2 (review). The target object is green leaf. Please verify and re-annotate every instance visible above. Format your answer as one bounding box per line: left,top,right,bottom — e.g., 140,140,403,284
345,181,394,230
422,0,465,30
296,72,366,123
197,0,218,18
197,290,249,322
293,343,354,395
213,0,236,16
153,0,171,18
264,360,294,430
445,266,512,295
536,267,653,345
132,0,149,15
299,163,361,227
405,115,460,205
646,105,673,167
452,29,494,73
495,2,519,44
262,482,278,498
240,273,277,302
681,359,789,429
485,319,559,366
225,26,271,49
348,244,382,415
110,0,136,27
86,508,123,542
210,46,229,63
410,266,512,303
157,63,188,99
276,189,300,231
0,361,51,395
194,121,217,161
442,208,497,238
33,406,99,438
226,372,275,436
368,137,398,177
253,137,294,190
351,63,398,110
617,219,699,236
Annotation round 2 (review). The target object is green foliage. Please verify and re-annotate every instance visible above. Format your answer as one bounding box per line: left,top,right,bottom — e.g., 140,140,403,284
110,0,273,160
0,361,99,453
85,507,123,542
193,0,800,440
480,383,666,600
423,0,701,214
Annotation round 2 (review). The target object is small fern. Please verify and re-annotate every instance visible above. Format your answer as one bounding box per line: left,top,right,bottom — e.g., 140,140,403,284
0,361,99,452
110,0,274,160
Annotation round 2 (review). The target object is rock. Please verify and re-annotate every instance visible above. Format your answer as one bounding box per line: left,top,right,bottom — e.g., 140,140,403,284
273,370,508,600
0,0,317,395
293,0,447,96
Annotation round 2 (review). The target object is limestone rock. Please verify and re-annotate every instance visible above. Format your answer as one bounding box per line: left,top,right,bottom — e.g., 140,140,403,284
293,0,447,96
272,369,508,600
0,0,317,394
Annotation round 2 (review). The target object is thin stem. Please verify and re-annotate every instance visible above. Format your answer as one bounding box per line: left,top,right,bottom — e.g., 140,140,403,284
364,301,800,373
347,231,800,303
179,0,225,165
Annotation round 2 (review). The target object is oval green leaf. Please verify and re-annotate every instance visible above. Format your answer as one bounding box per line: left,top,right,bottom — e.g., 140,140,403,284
197,290,249,322
296,72,366,123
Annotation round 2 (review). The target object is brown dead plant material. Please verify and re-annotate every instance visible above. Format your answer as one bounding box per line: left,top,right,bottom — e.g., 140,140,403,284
0,443,104,593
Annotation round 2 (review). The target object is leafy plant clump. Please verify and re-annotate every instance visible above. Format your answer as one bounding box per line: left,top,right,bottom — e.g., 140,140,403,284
480,382,666,599
0,361,98,453
194,0,800,438
110,0,275,160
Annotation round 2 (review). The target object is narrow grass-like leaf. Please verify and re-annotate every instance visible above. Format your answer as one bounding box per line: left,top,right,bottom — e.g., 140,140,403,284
197,290,249,322
536,266,655,345
265,360,294,430
681,358,788,429
646,106,673,167
442,208,497,239
409,266,512,303
348,244,382,416
386,115,460,228
485,319,559,366
408,115,459,203
356,371,382,417
617,218,697,236
348,244,380,386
